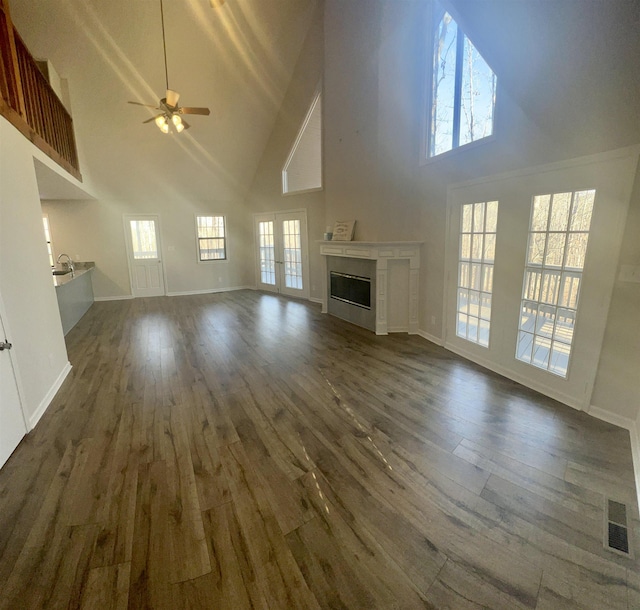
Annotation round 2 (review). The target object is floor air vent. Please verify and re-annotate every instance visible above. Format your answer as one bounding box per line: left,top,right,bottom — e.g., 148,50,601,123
604,498,632,557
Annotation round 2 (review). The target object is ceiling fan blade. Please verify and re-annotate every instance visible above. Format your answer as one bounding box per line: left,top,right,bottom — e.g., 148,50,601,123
179,107,211,116
142,114,163,124
128,101,159,108
181,119,191,130
166,89,180,107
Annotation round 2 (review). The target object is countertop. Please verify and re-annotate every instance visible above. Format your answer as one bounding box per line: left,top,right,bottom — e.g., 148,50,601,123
52,262,95,288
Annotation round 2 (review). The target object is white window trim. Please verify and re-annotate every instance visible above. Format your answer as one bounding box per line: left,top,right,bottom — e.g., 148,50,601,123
195,214,227,263
421,5,497,164
455,200,498,348
442,147,639,412
282,83,323,195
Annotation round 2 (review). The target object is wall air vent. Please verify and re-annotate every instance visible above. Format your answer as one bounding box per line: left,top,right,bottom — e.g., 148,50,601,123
604,498,632,557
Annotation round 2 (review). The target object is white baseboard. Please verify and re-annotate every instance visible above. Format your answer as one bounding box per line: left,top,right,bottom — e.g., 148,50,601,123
29,361,72,430
166,285,253,297
308,297,323,305
589,405,640,515
587,405,635,430
416,329,444,346
94,295,134,302
443,340,581,410
418,329,640,513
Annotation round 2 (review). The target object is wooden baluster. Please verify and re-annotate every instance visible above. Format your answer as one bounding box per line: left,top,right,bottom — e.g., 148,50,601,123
0,11,81,178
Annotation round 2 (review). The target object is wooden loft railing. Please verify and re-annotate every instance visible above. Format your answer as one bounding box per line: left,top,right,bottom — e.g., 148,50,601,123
0,0,81,181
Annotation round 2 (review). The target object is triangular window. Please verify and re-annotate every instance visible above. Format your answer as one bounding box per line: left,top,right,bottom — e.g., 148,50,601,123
428,10,496,158
282,90,322,194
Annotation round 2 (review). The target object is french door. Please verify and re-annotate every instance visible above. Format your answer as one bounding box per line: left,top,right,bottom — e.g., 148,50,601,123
124,215,166,297
254,210,309,299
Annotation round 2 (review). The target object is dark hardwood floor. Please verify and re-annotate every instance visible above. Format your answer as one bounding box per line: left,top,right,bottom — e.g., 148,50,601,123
0,290,638,609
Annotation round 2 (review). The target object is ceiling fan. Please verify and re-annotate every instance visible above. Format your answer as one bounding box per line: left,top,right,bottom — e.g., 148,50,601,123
128,0,210,133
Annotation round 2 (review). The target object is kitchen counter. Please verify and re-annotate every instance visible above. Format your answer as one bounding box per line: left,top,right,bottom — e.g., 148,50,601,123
52,261,95,287
53,262,95,335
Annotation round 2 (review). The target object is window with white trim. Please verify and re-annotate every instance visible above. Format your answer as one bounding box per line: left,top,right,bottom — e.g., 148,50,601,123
282,90,322,194
456,200,498,346
196,215,226,261
428,8,496,158
516,190,595,377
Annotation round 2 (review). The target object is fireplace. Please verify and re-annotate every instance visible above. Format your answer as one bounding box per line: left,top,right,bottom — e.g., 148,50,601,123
319,241,422,335
326,256,376,331
330,271,371,309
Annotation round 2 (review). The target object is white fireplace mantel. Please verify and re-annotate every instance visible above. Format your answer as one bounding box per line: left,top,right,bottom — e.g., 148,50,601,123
319,240,422,335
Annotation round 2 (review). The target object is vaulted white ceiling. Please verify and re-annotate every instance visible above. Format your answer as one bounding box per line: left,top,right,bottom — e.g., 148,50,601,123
448,0,640,154
10,0,640,204
9,0,318,202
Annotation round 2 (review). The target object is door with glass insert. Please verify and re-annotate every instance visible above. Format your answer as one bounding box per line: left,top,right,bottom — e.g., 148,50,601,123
124,215,166,297
254,211,308,298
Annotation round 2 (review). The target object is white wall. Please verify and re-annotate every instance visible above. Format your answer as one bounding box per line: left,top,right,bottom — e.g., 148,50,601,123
42,197,253,298
321,0,640,424
245,2,325,301
591,166,640,421
0,117,70,426
6,0,640,432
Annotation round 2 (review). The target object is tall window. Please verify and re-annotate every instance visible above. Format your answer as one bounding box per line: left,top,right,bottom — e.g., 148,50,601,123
428,10,496,158
456,201,498,346
258,221,276,285
42,215,55,267
282,90,322,194
516,190,595,377
196,216,226,261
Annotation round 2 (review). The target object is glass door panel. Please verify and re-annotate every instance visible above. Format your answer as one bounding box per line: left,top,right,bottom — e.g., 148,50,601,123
282,219,302,290
254,211,308,298
258,221,276,286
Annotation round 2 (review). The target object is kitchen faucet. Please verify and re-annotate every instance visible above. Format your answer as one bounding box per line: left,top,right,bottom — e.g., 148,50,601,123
57,253,75,275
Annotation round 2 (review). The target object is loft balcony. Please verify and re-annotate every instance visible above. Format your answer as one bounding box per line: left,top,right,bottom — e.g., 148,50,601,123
0,0,81,181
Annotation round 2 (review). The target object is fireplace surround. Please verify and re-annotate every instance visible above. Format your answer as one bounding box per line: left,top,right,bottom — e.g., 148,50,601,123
319,241,422,335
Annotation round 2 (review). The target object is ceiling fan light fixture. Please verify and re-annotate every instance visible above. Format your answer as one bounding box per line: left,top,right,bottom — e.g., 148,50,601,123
155,114,169,133
128,0,210,132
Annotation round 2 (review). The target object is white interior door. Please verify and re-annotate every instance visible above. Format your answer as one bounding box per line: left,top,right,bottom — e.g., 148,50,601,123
254,210,309,299
124,215,166,297
0,306,27,469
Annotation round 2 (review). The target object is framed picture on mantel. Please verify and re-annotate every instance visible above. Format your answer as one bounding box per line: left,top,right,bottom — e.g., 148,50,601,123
332,220,356,241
